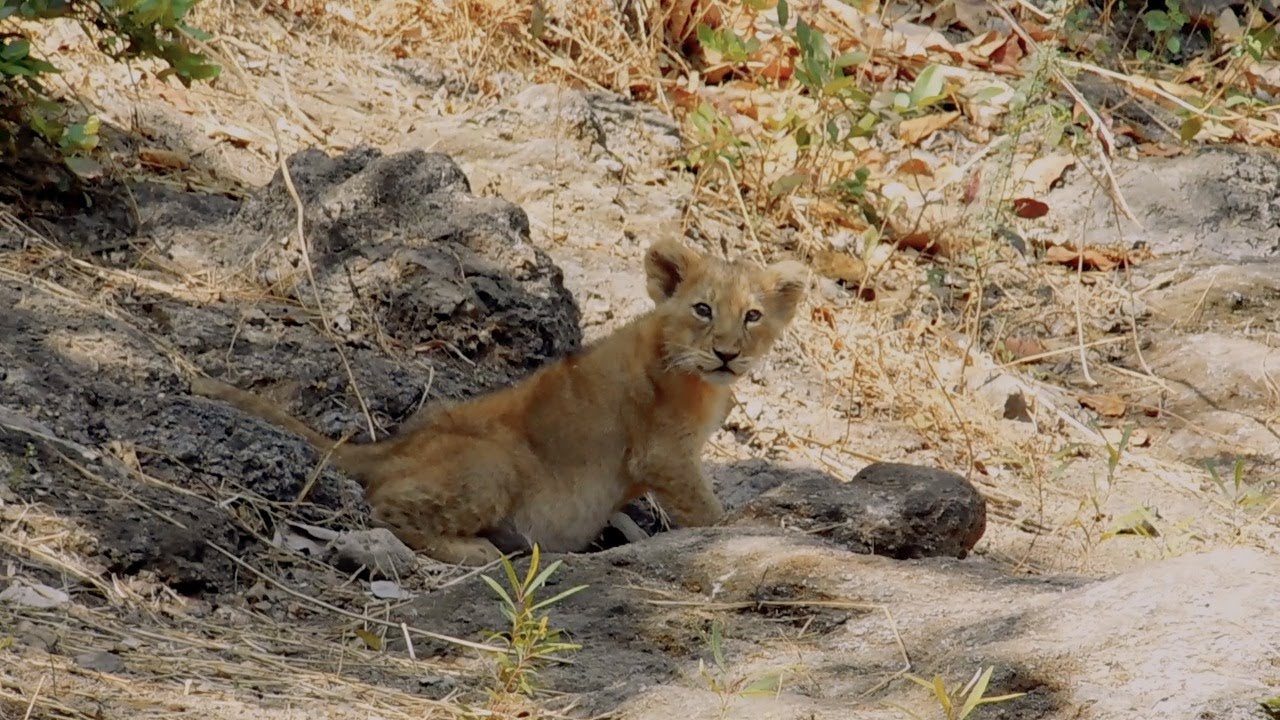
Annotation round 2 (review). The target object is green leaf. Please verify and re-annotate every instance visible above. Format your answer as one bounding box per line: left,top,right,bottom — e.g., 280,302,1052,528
740,672,785,697
1179,116,1202,142
822,75,869,101
971,85,1006,102
1144,10,1171,32
522,544,542,590
1,39,31,62
354,628,383,651
958,667,994,718
834,50,867,67
696,23,717,52
769,172,808,198
1166,35,1181,53
776,0,788,27
909,63,946,107
64,155,104,179
481,573,515,609
529,583,589,613
528,558,563,593
709,620,726,669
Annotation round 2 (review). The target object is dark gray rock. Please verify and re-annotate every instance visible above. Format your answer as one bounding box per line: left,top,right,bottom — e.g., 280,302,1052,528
0,146,583,596
728,461,987,559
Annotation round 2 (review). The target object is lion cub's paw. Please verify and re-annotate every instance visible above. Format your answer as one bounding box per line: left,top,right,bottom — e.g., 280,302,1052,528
425,536,505,567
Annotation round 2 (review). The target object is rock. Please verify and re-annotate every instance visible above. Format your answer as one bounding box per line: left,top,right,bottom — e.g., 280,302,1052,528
13,620,58,652
329,528,416,579
417,674,459,698
0,580,70,609
397,531,1280,720
0,146,582,595
75,650,126,674
1044,146,1280,261
728,462,986,559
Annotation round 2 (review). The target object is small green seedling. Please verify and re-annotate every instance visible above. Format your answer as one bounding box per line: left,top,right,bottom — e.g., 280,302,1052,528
480,544,587,698
897,665,1026,720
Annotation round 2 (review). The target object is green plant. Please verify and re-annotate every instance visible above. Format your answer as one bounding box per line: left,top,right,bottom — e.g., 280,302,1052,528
696,22,760,65
480,544,587,698
1205,458,1270,509
1138,0,1190,61
681,100,746,171
697,619,787,718
896,666,1026,720
1,0,220,169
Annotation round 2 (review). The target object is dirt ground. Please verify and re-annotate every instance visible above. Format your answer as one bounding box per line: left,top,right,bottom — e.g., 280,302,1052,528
1,3,1278,719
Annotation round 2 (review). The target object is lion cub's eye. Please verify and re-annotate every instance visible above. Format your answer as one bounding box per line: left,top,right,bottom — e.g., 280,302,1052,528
744,309,763,324
693,302,713,319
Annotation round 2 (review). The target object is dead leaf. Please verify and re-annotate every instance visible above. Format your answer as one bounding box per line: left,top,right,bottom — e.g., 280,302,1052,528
965,31,1007,59
1137,142,1184,157
812,250,867,286
1044,245,1134,271
209,125,255,148
759,52,794,82
810,199,871,232
138,147,191,170
811,305,837,329
1011,198,1049,219
1107,506,1160,537
990,34,1025,68
897,232,951,257
1002,336,1048,362
897,111,961,145
963,169,982,205
288,522,341,542
953,0,996,32
107,439,141,472
898,157,934,176
1216,7,1243,40
1102,427,1152,447
370,580,412,600
1079,393,1127,417
272,528,325,557
1020,154,1075,194
64,156,104,180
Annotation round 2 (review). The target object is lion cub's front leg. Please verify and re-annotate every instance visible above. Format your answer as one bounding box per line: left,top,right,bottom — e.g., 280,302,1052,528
641,459,725,528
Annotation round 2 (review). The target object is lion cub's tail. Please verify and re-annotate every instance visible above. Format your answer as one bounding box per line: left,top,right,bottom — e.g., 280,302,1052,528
190,376,374,482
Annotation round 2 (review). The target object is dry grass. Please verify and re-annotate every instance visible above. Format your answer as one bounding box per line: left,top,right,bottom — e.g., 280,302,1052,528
2,0,1279,716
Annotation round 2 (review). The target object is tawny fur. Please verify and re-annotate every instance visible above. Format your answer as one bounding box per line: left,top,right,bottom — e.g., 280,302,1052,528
190,239,809,566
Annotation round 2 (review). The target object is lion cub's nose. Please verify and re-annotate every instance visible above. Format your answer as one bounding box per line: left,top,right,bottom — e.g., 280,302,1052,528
714,349,739,363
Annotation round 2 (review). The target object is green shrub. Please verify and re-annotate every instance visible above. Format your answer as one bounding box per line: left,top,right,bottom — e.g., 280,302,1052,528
1,0,220,169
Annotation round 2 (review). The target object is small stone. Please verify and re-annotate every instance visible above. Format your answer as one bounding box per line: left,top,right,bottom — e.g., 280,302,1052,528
730,462,986,560
75,650,125,673
14,620,57,651
0,581,70,609
329,528,416,579
418,673,458,697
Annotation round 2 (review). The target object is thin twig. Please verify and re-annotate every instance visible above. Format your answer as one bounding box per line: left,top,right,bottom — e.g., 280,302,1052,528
986,0,1140,225
205,542,504,655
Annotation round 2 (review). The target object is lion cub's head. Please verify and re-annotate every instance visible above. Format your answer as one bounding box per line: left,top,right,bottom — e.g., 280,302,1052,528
644,238,809,385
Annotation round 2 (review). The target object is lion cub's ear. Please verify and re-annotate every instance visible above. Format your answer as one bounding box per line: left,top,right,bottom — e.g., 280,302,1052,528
763,260,810,321
645,238,704,302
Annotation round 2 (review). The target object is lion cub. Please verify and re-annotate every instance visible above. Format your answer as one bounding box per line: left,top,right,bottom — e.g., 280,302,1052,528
190,239,808,565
